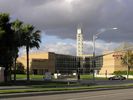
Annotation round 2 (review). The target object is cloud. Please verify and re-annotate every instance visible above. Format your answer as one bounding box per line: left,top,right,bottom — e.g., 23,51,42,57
1,0,133,42
18,34,120,56
83,40,120,55
43,42,76,55
21,34,77,55
24,38,119,56
17,32,122,56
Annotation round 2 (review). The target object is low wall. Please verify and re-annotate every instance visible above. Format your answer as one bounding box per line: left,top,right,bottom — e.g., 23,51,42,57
0,67,4,82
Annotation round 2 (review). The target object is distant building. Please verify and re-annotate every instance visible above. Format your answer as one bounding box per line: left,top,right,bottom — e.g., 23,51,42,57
17,50,132,75
82,55,103,73
75,29,133,75
18,52,80,75
77,27,83,57
17,29,133,75
99,51,126,75
99,42,133,75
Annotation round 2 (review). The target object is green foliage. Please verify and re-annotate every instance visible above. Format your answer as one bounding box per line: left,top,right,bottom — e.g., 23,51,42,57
21,24,41,49
121,50,133,68
11,19,23,47
80,74,106,80
20,24,41,81
15,74,44,80
0,13,14,67
12,62,25,74
0,12,41,82
1,83,133,94
114,71,133,75
0,13,17,81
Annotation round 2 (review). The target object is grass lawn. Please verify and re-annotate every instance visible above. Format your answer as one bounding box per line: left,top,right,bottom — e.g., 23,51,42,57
12,74,44,80
80,74,106,80
13,74,106,80
80,74,93,79
1,83,133,94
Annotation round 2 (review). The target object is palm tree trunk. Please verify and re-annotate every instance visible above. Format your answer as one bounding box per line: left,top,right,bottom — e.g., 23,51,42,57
14,58,17,82
9,66,11,81
127,66,130,79
26,45,30,81
4,66,11,82
4,67,8,82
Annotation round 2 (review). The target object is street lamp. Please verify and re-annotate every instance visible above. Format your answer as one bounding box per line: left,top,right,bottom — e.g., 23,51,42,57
92,27,117,82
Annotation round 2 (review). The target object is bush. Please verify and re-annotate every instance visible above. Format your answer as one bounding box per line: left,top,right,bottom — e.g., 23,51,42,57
12,62,25,74
114,71,133,75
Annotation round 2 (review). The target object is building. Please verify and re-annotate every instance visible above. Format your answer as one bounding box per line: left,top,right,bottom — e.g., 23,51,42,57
75,26,133,75
99,51,129,75
18,28,133,75
75,27,103,74
99,43,133,75
55,53,80,74
18,52,80,75
82,55,103,74
77,27,83,57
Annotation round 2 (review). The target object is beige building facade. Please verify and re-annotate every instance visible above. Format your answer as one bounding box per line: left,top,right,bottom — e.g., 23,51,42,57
18,50,131,75
17,52,80,75
17,52,55,74
99,51,128,75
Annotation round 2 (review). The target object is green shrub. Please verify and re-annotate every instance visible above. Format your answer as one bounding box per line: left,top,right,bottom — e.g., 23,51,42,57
12,62,25,74
114,71,133,75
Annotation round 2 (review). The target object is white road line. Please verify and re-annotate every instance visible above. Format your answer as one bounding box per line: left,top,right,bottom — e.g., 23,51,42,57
66,92,129,100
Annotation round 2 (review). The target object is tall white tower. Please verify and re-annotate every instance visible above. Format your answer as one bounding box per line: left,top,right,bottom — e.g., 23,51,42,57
77,27,83,56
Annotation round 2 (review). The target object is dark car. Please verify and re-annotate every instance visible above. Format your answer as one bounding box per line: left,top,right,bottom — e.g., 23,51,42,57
108,75,126,80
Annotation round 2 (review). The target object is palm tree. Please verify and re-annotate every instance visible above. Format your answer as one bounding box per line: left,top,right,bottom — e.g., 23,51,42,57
11,19,23,82
21,24,41,81
0,13,15,82
121,50,133,79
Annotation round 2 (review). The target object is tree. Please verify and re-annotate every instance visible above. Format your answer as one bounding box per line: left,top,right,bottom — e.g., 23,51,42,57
0,13,41,82
0,13,15,82
121,50,133,79
12,62,25,74
21,24,41,81
11,19,23,81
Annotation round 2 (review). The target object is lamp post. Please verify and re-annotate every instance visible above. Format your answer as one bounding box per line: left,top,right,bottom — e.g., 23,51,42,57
92,27,117,82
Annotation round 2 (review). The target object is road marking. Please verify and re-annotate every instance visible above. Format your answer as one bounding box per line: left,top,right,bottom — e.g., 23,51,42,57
66,92,130,100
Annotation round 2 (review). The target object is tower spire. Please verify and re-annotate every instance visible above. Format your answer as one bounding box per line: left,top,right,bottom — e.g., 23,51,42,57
77,27,83,56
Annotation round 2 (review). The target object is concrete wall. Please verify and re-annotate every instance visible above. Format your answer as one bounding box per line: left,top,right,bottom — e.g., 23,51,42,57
17,52,50,70
99,51,133,75
18,52,79,74
99,51,115,75
17,52,56,74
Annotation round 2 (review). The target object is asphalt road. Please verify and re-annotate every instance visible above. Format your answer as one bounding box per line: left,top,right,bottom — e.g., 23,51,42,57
3,88,133,100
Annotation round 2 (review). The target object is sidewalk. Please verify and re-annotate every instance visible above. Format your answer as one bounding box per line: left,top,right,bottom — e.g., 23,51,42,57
0,86,29,90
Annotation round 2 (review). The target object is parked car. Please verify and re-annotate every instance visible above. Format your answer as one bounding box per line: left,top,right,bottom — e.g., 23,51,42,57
108,75,126,80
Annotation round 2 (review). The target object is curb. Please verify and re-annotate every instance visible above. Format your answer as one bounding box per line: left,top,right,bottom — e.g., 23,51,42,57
1,86,133,99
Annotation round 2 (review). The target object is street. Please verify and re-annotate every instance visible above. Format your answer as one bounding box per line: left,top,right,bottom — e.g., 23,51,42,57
56,79,133,86
3,88,133,100
80,79,133,85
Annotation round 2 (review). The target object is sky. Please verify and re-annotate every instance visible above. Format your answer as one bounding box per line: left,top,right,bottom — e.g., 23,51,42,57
0,0,133,56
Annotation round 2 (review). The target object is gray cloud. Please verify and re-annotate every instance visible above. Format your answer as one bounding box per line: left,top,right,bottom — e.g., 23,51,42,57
27,40,119,56
0,0,133,42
